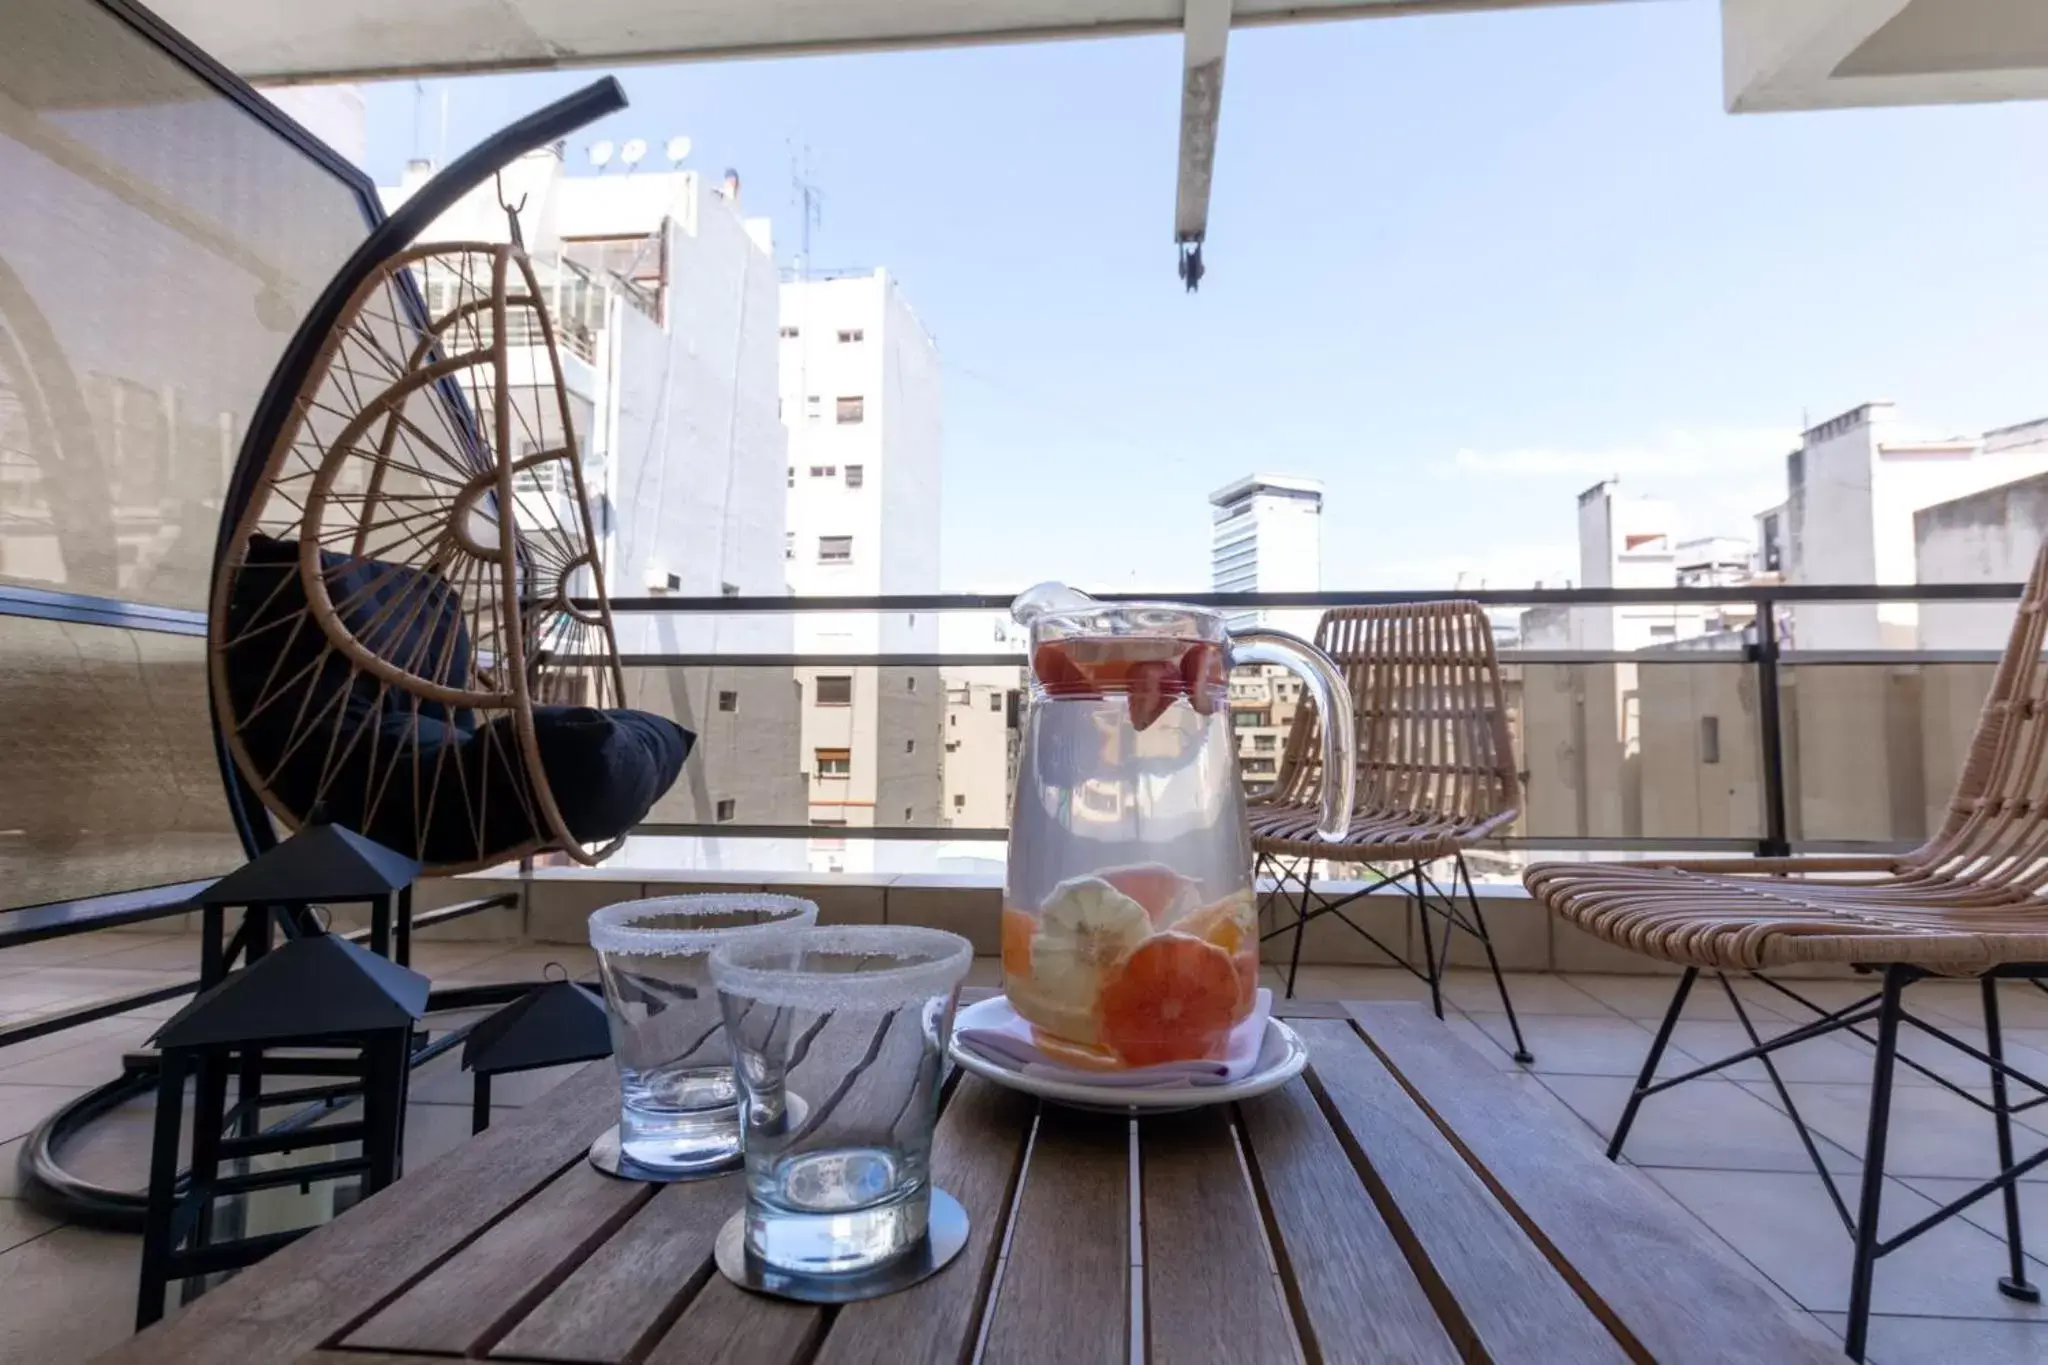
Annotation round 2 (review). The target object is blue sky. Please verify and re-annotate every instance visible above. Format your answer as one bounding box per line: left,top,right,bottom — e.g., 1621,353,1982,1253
361,0,2048,595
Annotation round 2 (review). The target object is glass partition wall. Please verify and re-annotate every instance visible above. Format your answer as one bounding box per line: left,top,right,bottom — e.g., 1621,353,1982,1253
0,0,377,907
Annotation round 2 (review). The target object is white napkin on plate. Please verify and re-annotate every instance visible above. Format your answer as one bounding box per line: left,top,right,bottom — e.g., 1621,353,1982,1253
955,989,1272,1089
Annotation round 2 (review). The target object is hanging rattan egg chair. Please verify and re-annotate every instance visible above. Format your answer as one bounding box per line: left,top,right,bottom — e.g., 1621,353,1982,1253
209,86,689,873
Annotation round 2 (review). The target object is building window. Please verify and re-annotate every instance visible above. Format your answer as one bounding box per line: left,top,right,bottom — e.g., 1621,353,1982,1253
905,739,916,754
949,713,957,727
815,675,853,706
837,328,864,343
806,395,822,421
816,748,851,778
717,690,738,713
809,465,835,478
1254,734,1276,751
780,325,799,339
904,806,914,820
818,536,852,563
836,395,865,424
906,675,917,692
845,464,864,489
787,466,794,487
785,532,795,560
989,694,1002,712
1700,716,1721,766
721,582,739,597
715,799,737,822
946,740,960,752
954,794,966,810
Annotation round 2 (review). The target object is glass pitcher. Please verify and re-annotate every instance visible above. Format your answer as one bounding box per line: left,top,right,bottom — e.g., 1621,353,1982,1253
1001,583,1356,1069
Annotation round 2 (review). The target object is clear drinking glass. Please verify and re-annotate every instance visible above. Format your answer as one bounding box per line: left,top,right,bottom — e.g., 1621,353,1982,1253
589,894,818,1174
711,925,972,1278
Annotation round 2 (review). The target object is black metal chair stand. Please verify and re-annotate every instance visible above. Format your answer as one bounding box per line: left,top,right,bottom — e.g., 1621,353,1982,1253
1608,963,2047,1362
1257,850,1534,1064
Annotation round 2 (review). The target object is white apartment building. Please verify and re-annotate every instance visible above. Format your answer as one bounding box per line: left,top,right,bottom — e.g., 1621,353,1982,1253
1775,403,2048,650
781,270,944,871
378,148,805,847
1209,474,1323,638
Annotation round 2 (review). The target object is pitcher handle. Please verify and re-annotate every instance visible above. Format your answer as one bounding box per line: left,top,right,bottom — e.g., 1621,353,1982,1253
1228,628,1357,841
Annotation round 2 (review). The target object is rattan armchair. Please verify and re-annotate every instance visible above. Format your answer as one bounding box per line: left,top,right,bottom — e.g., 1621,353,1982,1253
1524,541,2048,1361
1250,599,1532,1061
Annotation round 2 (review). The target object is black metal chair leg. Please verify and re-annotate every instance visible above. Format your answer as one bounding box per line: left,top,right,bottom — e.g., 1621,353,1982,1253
1457,854,1532,1063
1608,967,1697,1161
1413,864,1444,1019
1845,965,1910,1363
1284,859,1312,999
1984,977,2041,1304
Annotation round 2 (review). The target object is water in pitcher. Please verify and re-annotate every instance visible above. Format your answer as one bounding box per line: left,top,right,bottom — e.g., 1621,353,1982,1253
1002,628,1261,1069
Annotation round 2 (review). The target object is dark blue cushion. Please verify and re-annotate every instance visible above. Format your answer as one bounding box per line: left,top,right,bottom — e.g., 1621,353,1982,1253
221,538,692,866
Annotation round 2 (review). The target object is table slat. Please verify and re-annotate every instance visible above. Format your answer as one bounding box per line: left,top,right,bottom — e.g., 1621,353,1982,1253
980,1107,1129,1365
490,1173,738,1363
644,1275,824,1365
1295,1018,1632,1364
1139,1108,1299,1365
98,1061,620,1365
1350,1003,1846,1365
344,1159,651,1355
817,1078,1037,1365
1237,1077,1461,1364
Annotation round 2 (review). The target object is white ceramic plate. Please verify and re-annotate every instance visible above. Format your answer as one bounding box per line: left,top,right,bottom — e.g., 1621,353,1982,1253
946,1017,1310,1114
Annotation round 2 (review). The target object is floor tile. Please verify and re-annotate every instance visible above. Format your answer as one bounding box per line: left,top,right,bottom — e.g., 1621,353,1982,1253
1280,965,1433,1003
1648,1168,2047,1321
0,1225,144,1364
0,1086,90,1145
1539,1072,1862,1173
0,1200,55,1255
61,938,204,974
1476,1013,1698,1079
0,1018,144,1079
1738,1079,2048,1181
1565,972,1787,1024
1813,1312,2048,1365
1440,970,1610,1016
0,1140,19,1199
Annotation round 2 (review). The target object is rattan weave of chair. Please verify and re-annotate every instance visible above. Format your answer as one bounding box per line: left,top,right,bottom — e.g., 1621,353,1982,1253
208,243,628,874
1525,543,2048,975
1248,600,1520,862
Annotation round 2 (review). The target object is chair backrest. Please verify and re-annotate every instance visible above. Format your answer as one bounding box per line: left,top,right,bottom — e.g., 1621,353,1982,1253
1267,600,1520,831
208,243,627,872
1909,540,2048,887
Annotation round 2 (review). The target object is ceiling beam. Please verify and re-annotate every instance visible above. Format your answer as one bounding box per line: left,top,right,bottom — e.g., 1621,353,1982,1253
1175,0,1232,247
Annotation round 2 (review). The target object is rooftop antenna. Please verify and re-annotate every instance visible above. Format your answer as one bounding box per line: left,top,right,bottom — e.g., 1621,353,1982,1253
790,144,824,279
410,79,425,162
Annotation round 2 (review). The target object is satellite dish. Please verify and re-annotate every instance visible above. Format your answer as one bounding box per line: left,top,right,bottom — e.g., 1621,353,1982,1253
620,138,648,168
589,139,614,168
666,135,692,165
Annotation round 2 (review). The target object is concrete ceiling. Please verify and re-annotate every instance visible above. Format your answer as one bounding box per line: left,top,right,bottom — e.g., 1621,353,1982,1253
147,0,1577,83
1724,0,2048,112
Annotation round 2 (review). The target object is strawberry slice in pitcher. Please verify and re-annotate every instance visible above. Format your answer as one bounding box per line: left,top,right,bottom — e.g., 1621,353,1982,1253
1125,658,1181,731
1032,640,1100,697
1182,641,1226,715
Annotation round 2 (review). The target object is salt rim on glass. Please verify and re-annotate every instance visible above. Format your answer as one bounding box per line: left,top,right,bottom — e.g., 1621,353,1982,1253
708,925,972,1010
587,893,819,955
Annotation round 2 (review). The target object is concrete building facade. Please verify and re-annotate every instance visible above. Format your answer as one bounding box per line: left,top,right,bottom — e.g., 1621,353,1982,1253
377,149,806,848
780,270,944,870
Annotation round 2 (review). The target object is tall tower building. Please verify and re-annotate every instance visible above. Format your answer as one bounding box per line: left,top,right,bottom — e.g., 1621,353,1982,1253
1208,474,1323,638
780,269,943,871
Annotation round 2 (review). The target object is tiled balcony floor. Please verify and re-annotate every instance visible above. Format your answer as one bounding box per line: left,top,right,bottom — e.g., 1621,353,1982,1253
1,934,2045,1362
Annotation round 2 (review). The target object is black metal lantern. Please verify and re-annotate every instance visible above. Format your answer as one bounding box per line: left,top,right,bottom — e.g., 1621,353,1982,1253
135,933,429,1327
198,817,422,987
460,975,611,1133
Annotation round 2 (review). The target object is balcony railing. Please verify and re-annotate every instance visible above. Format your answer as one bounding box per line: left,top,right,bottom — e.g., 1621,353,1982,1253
574,579,2032,865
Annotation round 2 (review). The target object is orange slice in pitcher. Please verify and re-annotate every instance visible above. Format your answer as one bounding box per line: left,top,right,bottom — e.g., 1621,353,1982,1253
1001,907,1036,981
1098,932,1241,1067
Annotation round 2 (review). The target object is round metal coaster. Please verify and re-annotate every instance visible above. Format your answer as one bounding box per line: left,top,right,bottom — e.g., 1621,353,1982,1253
588,1093,810,1183
714,1188,970,1304
587,1125,740,1182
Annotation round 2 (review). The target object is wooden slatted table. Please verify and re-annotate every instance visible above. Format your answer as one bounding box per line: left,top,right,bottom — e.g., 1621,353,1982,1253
99,1000,1844,1365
